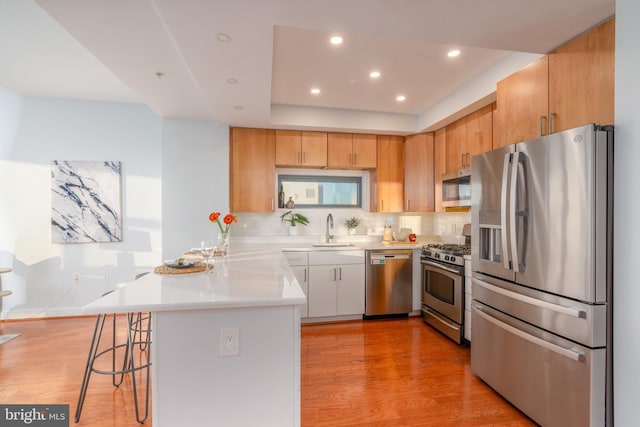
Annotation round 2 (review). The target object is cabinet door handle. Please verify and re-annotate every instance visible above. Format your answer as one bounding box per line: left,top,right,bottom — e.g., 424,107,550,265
380,200,384,211
339,267,342,281
304,268,307,282
353,153,357,165
461,154,464,168
333,268,337,281
349,153,353,165
303,151,306,164
406,199,411,211
548,112,555,135
271,198,275,211
539,116,546,136
297,151,301,164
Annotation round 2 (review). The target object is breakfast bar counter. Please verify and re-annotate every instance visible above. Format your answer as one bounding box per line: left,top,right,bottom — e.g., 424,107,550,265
83,248,306,427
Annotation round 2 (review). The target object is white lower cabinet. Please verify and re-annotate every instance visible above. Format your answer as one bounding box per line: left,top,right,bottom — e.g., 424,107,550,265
308,250,365,318
290,265,309,317
283,251,309,318
308,264,364,316
337,264,365,315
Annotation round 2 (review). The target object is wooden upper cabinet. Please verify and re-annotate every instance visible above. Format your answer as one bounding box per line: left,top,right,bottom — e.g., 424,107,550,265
548,17,615,132
404,133,435,212
327,133,376,169
465,104,493,168
371,135,404,213
434,129,446,212
327,133,353,168
275,130,327,167
495,55,549,148
495,17,614,147
275,130,301,166
230,128,276,212
445,117,467,173
352,134,377,168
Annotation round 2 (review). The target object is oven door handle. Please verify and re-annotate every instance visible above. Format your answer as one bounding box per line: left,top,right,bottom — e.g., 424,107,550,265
473,304,585,362
421,260,461,275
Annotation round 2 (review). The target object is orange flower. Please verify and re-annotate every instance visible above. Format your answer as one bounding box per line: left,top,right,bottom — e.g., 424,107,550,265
223,214,237,225
209,211,236,233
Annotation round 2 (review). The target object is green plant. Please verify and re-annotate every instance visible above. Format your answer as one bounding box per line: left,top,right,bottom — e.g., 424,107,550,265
345,216,361,229
280,211,310,227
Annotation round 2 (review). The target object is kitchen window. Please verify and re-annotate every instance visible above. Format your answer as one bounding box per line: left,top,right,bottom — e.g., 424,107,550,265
278,175,362,208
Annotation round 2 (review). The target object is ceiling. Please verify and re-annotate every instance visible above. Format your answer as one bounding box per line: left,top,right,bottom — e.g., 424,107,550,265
0,0,615,134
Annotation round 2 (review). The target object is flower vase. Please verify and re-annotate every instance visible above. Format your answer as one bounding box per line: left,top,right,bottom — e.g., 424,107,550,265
218,231,230,257
348,228,357,235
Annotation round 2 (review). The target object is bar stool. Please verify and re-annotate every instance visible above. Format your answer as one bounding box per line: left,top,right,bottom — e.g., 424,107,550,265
75,285,152,423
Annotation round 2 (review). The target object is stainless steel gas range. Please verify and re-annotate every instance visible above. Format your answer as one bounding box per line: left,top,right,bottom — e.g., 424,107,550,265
420,243,470,345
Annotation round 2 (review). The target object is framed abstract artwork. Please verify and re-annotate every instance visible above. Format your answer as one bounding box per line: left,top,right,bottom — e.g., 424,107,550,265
51,160,122,243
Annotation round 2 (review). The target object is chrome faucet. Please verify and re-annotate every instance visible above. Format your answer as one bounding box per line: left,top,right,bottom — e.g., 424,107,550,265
326,213,334,243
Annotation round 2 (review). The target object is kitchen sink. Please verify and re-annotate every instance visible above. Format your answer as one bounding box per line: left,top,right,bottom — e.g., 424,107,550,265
311,242,354,247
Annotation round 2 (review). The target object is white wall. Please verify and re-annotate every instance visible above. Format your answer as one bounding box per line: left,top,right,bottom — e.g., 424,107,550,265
0,93,162,318
613,2,640,424
161,119,229,259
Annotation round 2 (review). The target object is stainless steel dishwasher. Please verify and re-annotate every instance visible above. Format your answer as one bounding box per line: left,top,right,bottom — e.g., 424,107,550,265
365,249,413,317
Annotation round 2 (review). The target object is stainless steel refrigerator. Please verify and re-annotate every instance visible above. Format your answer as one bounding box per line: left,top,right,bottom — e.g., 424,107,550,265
470,124,613,427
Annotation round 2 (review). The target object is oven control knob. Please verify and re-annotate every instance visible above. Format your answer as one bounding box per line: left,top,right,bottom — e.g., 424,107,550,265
435,253,440,259
444,255,450,261
450,256,456,263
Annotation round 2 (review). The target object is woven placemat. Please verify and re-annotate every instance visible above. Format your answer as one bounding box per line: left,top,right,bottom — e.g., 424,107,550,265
154,263,207,275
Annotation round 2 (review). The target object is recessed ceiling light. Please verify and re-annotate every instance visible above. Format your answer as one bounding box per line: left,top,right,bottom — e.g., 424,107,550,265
369,71,381,79
447,49,461,58
396,95,406,102
216,33,231,42
226,78,238,84
233,105,244,110
310,88,321,95
330,35,343,45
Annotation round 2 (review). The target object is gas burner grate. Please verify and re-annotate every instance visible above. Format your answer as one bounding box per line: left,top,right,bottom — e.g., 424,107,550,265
424,243,471,256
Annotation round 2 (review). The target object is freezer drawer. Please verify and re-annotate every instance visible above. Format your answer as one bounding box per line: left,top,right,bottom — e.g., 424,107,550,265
471,302,606,427
472,272,607,348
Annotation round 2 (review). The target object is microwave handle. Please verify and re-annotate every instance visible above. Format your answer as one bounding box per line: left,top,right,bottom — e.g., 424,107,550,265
500,153,512,270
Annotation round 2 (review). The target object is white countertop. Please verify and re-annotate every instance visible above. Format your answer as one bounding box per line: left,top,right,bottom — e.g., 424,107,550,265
82,247,306,314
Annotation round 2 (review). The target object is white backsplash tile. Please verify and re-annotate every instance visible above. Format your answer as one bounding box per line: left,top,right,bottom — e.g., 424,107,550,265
433,211,471,243
231,210,434,240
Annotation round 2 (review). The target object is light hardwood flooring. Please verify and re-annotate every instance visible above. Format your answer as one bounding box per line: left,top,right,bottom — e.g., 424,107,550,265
0,316,534,426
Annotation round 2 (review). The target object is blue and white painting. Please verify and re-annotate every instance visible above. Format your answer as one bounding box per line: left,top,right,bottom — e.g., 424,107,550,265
51,161,122,243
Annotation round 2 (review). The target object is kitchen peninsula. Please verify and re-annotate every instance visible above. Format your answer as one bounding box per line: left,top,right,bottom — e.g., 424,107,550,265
82,248,306,427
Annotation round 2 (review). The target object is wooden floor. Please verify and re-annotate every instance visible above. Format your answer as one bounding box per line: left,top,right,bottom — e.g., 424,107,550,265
0,316,534,426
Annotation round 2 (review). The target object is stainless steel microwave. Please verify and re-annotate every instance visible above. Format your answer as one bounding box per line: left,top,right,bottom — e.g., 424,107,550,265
442,169,471,207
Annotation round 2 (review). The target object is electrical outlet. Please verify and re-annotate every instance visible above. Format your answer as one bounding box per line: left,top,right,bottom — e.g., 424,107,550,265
220,327,239,356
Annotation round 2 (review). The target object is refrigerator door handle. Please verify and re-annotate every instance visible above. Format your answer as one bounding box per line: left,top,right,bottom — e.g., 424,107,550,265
509,152,521,272
473,304,585,362
500,153,512,270
474,278,587,318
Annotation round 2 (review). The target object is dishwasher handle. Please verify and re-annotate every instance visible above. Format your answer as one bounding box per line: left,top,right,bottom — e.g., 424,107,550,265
369,253,411,264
